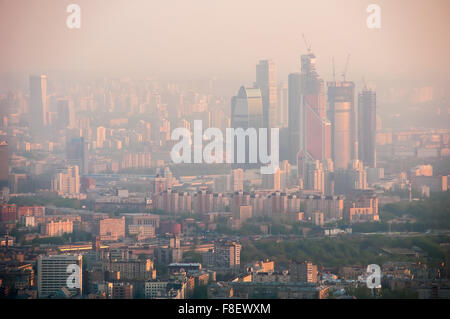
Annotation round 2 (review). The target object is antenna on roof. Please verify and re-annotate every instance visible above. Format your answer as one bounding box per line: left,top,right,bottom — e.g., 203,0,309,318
362,77,368,90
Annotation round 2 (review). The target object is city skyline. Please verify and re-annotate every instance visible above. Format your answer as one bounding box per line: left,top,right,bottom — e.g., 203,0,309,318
0,0,449,304
1,1,450,93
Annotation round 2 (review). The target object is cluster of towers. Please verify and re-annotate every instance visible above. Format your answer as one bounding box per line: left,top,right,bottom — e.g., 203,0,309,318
230,49,377,195
289,51,376,172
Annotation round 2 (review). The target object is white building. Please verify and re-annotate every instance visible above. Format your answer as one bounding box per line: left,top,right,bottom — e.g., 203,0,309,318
52,165,80,196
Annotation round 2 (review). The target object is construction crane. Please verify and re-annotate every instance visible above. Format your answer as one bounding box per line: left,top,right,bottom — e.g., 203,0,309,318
341,53,351,82
362,77,368,90
302,33,312,54
332,57,336,82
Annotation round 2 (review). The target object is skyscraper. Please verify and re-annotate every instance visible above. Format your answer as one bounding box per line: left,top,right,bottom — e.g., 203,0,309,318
66,137,88,175
29,75,48,134
277,82,288,127
230,87,263,167
231,86,263,131
57,98,75,129
358,88,377,168
288,73,302,164
256,60,277,128
301,54,326,118
327,81,356,170
301,53,331,163
289,52,331,167
0,141,8,188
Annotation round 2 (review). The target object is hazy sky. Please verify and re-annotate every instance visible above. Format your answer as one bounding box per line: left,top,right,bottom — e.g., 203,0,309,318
0,0,449,89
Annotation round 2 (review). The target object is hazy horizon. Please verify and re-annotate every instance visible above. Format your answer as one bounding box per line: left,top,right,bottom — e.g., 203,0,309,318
0,0,449,94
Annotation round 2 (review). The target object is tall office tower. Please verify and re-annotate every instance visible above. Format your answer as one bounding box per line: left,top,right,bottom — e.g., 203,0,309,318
0,141,8,188
230,87,263,168
288,52,332,167
277,82,288,127
301,54,326,118
288,73,302,164
66,137,88,175
256,60,278,128
232,168,244,192
327,81,356,170
29,75,48,134
301,53,331,163
358,88,377,168
303,104,331,161
37,254,83,298
57,98,75,129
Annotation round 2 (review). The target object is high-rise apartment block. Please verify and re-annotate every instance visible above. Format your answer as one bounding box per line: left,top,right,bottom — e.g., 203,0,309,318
37,254,82,298
203,241,241,272
52,165,80,196
232,168,244,192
